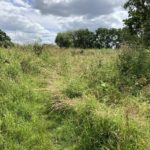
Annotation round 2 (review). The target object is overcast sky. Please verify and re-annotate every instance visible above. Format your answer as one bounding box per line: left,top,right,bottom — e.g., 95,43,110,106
0,0,128,44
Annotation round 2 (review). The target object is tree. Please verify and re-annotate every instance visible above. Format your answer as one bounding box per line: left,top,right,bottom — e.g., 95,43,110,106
107,28,122,49
55,29,95,49
143,14,150,48
124,0,150,40
95,28,109,48
120,27,140,46
73,29,95,49
95,28,121,49
0,29,13,48
55,31,73,48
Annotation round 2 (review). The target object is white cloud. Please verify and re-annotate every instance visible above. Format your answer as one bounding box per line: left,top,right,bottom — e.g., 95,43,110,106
0,0,57,43
0,0,128,44
31,0,127,18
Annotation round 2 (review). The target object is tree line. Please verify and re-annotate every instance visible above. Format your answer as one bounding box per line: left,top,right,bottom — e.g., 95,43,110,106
55,28,137,49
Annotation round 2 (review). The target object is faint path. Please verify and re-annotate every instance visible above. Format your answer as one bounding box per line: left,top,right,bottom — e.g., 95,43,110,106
34,66,63,97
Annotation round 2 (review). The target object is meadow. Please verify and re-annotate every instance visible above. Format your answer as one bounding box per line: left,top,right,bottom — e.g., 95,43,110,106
0,45,150,150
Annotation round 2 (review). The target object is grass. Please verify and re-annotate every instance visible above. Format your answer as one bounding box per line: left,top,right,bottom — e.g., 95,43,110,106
0,46,150,150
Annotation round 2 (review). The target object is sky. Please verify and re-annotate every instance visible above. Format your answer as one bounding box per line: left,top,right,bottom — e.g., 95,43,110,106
0,0,128,44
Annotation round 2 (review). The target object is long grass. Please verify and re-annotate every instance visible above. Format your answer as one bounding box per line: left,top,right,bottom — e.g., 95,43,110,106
0,46,150,150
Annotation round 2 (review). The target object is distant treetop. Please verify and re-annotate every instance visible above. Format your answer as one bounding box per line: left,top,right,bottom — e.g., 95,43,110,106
0,29,13,48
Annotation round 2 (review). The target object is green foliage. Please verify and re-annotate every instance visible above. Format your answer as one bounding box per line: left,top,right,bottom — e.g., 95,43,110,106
120,27,141,46
0,29,13,48
74,100,147,150
55,31,73,48
80,58,121,104
0,48,53,150
118,47,150,93
0,46,150,150
124,0,150,47
55,28,122,49
55,29,94,49
20,57,40,74
45,99,76,122
124,0,149,34
33,43,44,56
95,28,121,49
47,99,150,150
143,16,150,48
73,29,94,49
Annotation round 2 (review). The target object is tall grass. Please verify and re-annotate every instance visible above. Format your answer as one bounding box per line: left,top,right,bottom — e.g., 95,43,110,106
46,98,150,150
0,46,150,149
0,47,53,150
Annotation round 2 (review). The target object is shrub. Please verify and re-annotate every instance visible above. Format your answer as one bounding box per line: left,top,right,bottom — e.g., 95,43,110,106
33,43,43,56
117,47,150,93
82,59,121,104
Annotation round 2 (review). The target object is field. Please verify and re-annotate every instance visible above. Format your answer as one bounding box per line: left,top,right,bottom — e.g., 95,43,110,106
0,46,150,150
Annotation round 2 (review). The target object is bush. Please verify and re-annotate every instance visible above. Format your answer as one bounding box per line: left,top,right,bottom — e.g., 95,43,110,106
118,47,150,92
82,59,121,104
33,43,43,56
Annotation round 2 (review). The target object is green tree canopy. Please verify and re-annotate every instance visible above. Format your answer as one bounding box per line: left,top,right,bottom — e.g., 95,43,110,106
124,0,149,33
143,13,150,47
55,31,73,48
0,29,13,48
124,0,150,47
55,29,94,49
55,28,122,49
95,28,121,49
73,29,94,49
